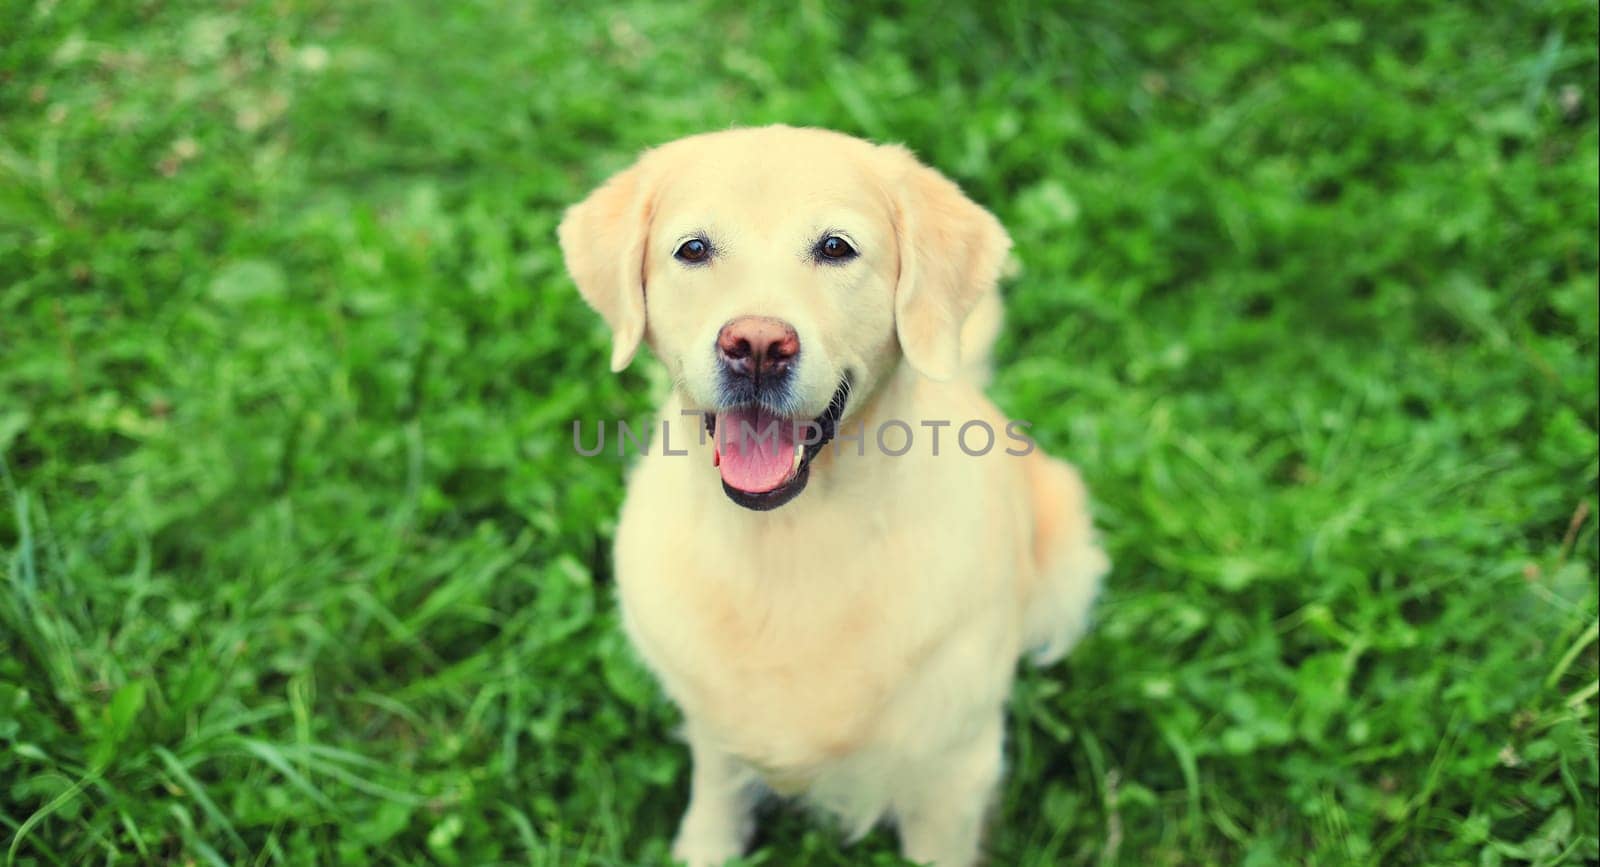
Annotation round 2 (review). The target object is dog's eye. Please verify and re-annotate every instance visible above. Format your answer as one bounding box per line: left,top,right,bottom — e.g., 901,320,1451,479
675,238,711,263
817,236,856,261
817,235,857,262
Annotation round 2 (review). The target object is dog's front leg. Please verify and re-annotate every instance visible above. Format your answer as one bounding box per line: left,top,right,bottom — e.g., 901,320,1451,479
671,723,758,867
893,717,1005,867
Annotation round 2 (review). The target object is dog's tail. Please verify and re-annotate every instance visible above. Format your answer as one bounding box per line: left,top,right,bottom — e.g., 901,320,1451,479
1020,453,1109,666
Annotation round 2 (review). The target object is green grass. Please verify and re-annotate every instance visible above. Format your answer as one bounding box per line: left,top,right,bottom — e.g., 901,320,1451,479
2,0,1597,864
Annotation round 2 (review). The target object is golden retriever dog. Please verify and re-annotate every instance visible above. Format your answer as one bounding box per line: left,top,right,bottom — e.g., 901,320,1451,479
559,125,1107,866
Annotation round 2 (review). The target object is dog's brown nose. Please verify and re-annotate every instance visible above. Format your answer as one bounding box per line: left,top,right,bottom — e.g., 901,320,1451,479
717,316,799,379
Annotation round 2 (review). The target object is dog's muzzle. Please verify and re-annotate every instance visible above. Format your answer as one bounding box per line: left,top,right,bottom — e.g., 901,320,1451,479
706,374,852,512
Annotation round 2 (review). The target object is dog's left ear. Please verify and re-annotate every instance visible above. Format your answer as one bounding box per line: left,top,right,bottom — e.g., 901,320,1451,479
879,145,1013,381
558,160,653,372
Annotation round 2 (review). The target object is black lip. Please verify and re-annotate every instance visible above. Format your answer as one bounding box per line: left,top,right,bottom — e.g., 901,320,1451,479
711,373,852,512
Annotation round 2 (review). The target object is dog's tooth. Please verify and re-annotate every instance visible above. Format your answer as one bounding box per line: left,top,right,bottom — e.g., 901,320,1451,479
792,444,804,473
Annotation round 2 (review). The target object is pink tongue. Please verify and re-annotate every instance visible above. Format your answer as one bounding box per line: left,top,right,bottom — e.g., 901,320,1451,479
715,407,798,493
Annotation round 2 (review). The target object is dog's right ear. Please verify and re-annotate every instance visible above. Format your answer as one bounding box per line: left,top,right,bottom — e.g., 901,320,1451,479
558,161,652,372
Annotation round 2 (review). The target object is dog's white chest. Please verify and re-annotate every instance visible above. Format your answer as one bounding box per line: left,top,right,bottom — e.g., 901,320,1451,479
615,499,1019,789
621,545,911,775
608,413,1036,813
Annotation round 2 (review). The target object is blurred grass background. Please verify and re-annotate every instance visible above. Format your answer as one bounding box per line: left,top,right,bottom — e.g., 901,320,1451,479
2,1,1597,864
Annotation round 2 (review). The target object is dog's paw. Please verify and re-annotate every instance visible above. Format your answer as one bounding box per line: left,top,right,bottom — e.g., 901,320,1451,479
671,808,749,867
670,833,743,867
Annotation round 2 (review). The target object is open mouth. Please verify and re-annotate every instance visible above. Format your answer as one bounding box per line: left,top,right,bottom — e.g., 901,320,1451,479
705,374,852,511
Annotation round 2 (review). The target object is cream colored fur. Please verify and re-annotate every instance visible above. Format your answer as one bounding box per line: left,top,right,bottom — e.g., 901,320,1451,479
559,125,1107,867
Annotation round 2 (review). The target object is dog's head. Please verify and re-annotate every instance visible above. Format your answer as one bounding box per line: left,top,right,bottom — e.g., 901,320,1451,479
559,125,1010,510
